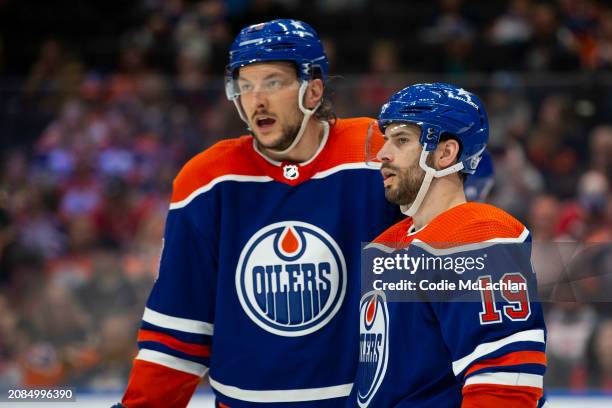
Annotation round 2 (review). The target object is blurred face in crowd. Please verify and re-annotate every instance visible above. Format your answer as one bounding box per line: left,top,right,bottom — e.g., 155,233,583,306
237,62,322,152
577,170,609,215
528,195,559,238
590,126,612,172
595,320,612,373
376,123,428,206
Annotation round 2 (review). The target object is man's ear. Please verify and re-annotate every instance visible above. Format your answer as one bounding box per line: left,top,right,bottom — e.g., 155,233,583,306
436,139,461,169
304,79,324,110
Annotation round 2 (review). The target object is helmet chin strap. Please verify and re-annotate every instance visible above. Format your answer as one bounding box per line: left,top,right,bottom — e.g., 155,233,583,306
233,81,320,156
400,144,465,217
270,81,320,155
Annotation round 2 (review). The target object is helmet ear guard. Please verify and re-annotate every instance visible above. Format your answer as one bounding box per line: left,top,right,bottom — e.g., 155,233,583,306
420,125,442,152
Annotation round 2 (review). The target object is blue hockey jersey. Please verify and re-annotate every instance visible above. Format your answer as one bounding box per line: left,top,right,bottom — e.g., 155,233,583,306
121,118,401,407
349,202,547,408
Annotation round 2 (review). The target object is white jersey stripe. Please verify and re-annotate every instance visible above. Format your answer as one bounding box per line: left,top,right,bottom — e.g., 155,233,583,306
411,227,530,256
311,162,381,179
142,307,214,335
452,329,545,375
136,349,208,377
209,377,353,403
464,372,543,388
170,175,273,210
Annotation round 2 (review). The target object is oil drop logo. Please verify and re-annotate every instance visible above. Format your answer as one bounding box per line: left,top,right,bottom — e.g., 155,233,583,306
236,221,347,337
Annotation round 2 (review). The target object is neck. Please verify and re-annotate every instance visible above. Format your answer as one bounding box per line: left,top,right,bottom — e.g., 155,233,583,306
262,119,325,163
411,176,466,230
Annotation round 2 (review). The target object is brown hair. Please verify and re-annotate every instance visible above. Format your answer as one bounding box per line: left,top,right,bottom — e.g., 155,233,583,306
314,93,336,123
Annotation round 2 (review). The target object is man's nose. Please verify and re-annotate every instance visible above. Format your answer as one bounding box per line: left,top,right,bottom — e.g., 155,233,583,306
377,141,393,162
252,88,268,108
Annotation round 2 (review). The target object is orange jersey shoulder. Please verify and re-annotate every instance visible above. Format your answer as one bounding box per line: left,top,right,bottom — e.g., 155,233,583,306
372,217,413,248
373,202,526,248
171,136,259,204
316,117,381,170
418,202,526,244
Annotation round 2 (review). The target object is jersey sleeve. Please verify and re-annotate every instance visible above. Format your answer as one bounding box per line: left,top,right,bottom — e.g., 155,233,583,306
122,173,218,408
428,232,546,407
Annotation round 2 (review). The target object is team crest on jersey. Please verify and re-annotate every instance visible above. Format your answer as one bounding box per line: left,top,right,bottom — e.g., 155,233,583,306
236,221,347,337
357,291,389,408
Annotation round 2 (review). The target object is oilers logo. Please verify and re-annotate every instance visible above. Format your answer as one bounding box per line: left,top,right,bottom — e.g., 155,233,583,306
236,221,346,337
357,291,389,408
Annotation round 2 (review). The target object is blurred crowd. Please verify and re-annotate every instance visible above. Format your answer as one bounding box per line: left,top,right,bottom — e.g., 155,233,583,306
0,0,611,394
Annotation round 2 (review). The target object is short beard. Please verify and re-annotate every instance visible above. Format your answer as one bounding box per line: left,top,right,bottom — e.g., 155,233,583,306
383,154,434,206
254,112,304,152
268,120,302,151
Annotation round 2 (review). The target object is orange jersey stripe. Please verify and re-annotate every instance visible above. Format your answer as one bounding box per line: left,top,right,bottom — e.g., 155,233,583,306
462,384,543,408
138,329,211,358
123,359,201,408
464,351,547,378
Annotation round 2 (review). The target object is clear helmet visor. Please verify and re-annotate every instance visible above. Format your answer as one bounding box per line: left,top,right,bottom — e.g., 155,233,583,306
365,120,386,167
225,74,302,100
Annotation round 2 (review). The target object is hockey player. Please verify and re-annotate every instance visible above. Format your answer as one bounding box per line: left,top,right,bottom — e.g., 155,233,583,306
117,19,400,408
350,83,547,407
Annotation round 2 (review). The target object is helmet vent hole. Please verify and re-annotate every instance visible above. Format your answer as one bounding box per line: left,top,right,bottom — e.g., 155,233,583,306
399,106,433,115
267,42,296,49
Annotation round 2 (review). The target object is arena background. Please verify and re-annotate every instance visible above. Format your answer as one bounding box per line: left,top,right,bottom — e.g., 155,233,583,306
0,0,611,406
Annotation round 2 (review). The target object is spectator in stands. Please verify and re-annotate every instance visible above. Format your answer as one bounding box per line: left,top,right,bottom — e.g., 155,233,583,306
22,38,84,117
489,0,533,45
527,94,584,198
524,3,581,71
72,314,136,391
0,294,23,388
546,298,597,389
589,125,612,180
586,318,612,390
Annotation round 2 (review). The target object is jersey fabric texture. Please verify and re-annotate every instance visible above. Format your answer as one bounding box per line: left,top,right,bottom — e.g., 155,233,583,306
121,118,401,408
348,202,547,408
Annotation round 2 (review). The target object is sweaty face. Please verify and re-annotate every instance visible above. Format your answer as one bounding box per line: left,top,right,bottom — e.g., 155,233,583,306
377,123,429,206
237,62,304,151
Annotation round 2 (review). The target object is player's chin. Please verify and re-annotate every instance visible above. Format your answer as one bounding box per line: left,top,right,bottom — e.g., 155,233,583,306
254,132,282,148
384,187,400,203
259,132,297,152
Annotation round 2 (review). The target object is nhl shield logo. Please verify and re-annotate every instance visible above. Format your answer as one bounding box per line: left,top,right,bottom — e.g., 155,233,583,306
283,164,299,180
357,291,389,407
236,221,347,337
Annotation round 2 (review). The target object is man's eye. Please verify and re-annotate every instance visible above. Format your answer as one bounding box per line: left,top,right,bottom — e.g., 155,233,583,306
266,79,283,90
239,83,253,92
397,137,409,145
